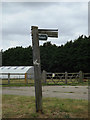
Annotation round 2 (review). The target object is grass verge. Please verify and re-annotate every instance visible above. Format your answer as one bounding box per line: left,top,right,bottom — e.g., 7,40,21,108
1,81,88,87
2,94,88,118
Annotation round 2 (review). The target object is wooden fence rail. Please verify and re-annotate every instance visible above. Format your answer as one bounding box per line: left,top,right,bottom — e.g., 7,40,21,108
42,71,90,84
0,73,34,85
0,71,90,85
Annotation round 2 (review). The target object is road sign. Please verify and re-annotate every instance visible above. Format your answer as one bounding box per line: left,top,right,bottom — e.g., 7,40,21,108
38,29,58,31
38,34,48,40
38,29,58,38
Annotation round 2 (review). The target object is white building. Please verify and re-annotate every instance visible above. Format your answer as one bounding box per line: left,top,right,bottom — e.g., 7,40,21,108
0,66,34,79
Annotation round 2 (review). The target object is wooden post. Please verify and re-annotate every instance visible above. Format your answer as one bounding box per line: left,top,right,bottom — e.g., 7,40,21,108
31,26,42,112
0,51,2,67
42,70,46,84
8,73,10,84
65,72,68,84
25,73,27,84
79,71,83,83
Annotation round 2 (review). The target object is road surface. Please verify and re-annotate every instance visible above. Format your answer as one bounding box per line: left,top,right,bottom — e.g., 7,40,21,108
2,86,88,100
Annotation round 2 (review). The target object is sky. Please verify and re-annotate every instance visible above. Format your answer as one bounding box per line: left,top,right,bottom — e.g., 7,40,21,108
1,1,88,51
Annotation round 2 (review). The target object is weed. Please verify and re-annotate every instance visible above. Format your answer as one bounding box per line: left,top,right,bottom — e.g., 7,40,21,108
31,113,38,118
64,113,70,118
75,87,78,88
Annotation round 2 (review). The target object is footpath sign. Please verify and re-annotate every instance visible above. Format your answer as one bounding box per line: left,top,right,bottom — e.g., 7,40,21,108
31,26,58,112
38,34,48,40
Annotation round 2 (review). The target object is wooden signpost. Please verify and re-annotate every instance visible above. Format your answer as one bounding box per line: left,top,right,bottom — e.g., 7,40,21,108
31,26,58,112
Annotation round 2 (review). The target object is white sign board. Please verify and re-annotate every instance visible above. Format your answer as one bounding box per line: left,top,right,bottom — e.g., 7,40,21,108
38,34,48,40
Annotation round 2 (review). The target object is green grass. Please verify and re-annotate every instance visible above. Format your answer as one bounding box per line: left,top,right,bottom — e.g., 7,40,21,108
1,78,88,87
2,95,88,118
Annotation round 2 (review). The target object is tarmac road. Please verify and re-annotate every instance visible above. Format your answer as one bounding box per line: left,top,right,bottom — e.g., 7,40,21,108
2,86,88,100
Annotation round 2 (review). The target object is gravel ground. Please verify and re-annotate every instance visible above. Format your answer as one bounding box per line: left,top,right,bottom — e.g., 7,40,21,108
2,86,88,100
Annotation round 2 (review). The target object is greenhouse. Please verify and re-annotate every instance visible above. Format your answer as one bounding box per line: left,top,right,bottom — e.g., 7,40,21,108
0,66,34,79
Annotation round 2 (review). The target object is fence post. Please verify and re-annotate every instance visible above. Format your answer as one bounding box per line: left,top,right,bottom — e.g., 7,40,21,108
42,70,46,84
25,73,27,84
65,72,68,84
8,73,10,84
79,71,83,83
0,51,2,67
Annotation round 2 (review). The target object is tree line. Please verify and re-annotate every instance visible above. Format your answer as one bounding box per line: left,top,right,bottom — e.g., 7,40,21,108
2,35,90,72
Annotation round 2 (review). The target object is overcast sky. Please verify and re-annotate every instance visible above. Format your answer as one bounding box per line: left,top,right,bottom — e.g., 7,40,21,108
1,2,88,51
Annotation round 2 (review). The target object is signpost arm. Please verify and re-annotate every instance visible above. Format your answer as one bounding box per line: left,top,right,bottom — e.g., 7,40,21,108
31,26,42,112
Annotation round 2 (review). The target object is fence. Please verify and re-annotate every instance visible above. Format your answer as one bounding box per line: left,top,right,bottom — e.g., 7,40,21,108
42,70,90,84
0,71,90,85
0,73,34,85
